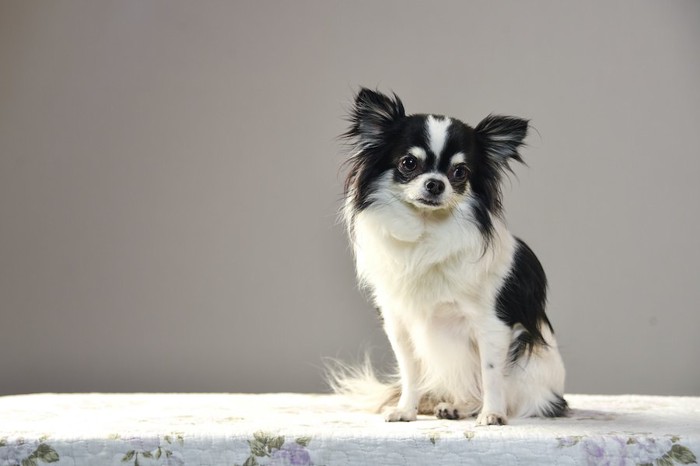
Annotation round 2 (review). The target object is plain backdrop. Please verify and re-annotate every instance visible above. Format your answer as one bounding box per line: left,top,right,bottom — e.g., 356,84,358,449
1,1,699,397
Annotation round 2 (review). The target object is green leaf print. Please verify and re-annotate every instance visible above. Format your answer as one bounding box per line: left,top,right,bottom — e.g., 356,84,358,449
248,439,268,457
243,456,259,466
670,444,697,464
295,436,311,447
268,436,285,451
35,444,59,463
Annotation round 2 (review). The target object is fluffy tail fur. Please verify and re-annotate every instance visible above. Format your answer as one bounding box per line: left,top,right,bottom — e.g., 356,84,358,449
324,355,400,413
325,356,444,415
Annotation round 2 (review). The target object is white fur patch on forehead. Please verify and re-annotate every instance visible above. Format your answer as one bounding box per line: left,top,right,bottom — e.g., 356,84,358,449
450,152,465,165
407,146,427,161
426,115,452,157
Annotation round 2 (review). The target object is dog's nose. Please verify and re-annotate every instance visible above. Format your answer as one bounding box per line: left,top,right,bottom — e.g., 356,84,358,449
425,178,445,195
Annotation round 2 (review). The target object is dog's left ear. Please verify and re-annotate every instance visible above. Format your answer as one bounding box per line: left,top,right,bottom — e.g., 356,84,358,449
475,115,529,165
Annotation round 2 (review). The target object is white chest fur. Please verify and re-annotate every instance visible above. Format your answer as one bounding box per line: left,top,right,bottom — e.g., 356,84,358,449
351,200,515,318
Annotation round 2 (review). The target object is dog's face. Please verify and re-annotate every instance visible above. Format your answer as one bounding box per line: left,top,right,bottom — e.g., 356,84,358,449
343,89,529,233
385,114,475,211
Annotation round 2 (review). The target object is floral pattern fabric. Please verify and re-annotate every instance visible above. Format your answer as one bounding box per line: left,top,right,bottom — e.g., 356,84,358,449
0,393,698,465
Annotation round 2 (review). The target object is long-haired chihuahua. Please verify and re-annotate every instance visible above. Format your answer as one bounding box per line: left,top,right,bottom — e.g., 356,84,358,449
331,88,567,425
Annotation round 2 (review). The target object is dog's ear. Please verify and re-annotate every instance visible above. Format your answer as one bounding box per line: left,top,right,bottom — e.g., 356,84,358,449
344,88,405,149
475,114,529,165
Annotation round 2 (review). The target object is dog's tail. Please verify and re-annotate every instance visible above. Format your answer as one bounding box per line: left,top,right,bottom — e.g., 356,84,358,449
324,355,400,413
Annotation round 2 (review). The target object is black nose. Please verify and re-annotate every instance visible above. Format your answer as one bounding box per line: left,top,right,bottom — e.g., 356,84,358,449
425,178,445,195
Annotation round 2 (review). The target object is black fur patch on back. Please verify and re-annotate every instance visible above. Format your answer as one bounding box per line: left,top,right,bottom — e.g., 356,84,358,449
506,329,535,366
496,237,553,360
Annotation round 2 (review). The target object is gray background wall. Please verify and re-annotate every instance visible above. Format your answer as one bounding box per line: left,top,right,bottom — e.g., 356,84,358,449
1,0,699,397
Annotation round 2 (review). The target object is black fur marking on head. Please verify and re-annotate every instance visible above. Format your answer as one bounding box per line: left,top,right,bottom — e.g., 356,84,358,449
470,114,529,222
496,238,553,357
475,114,528,165
341,88,406,213
343,87,406,151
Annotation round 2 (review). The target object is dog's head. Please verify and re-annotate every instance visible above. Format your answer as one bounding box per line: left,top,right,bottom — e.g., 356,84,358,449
342,88,529,235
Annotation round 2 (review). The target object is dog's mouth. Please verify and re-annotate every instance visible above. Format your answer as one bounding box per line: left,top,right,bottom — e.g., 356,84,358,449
413,197,447,209
417,198,441,206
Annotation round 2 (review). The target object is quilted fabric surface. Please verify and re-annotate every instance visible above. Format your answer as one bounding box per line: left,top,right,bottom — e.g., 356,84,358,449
0,393,698,465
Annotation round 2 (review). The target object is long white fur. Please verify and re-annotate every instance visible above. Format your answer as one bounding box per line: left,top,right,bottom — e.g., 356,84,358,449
340,117,565,424
407,146,427,162
426,115,451,156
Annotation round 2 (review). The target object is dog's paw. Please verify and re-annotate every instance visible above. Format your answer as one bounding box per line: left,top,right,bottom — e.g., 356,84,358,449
476,412,507,426
434,402,467,420
384,407,417,422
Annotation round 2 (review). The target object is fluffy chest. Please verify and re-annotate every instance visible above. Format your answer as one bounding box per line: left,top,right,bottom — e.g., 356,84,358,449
351,207,513,313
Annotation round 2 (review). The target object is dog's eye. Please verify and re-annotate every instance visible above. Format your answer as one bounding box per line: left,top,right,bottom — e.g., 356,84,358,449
450,164,468,182
399,155,418,173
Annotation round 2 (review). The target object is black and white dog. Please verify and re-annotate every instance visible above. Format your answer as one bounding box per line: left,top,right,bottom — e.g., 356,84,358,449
334,88,567,425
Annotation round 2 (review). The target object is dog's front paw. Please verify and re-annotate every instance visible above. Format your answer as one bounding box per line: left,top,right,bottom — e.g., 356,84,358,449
476,412,507,426
384,407,417,422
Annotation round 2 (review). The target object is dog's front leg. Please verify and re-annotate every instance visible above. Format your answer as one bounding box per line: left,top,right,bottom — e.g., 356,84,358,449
475,317,511,426
382,312,421,422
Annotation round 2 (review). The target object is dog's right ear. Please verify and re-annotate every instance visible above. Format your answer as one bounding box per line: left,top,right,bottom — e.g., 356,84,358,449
344,88,405,149
475,114,529,166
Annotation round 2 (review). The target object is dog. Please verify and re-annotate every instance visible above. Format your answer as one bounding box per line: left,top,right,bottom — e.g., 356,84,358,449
331,88,567,425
